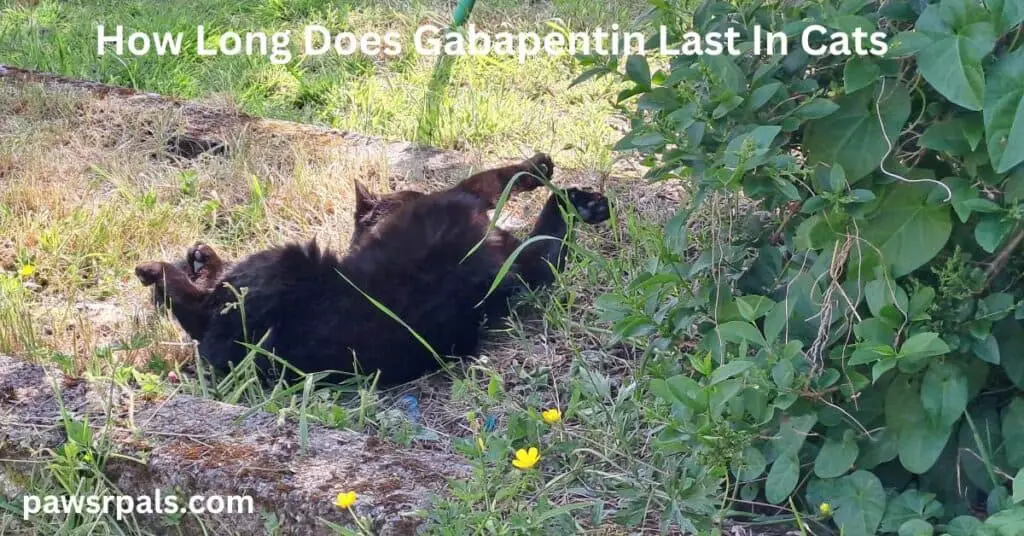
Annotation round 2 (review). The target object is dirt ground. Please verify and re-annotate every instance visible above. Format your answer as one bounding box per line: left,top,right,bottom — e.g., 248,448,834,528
0,63,688,436
0,66,812,536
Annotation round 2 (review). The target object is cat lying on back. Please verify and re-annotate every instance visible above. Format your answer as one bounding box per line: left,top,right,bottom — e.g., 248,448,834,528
149,158,540,309
137,154,610,386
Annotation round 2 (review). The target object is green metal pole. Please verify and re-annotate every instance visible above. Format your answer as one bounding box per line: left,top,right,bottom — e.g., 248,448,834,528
415,0,477,145
452,0,476,26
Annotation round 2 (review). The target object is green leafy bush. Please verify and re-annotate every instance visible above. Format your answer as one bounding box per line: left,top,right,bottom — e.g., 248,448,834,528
585,0,1024,534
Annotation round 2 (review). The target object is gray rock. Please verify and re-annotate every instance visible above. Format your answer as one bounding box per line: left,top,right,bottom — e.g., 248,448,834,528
0,355,468,535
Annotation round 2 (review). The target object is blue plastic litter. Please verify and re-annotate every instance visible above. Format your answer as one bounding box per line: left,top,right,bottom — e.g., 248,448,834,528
398,395,421,423
483,414,498,432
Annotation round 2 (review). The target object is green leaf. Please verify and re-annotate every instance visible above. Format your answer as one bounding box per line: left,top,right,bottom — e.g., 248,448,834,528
569,66,611,88
963,114,986,150
668,103,697,132
832,471,886,536
713,95,745,119
1014,468,1024,503
650,375,706,411
857,185,953,277
988,483,1012,513
805,82,912,183
984,48,1024,174
916,31,994,111
710,379,743,417
945,516,983,536
1002,398,1024,469
749,82,782,110
710,360,755,385
900,412,953,475
914,1,997,111
849,189,877,203
795,99,841,120
989,0,1024,34
975,214,1013,253
997,320,1024,390
866,278,909,319
909,286,937,320
899,519,934,536
765,453,799,504
845,57,881,94
900,332,951,360
980,293,1016,322
625,55,651,89
881,489,944,532
723,126,781,170
830,14,875,34
663,211,689,255
774,413,818,455
735,295,774,322
874,358,899,382
921,360,968,428
704,55,746,95
716,321,765,347
764,299,795,346
857,427,899,469
886,31,934,57
850,345,890,366
973,334,1001,364
732,445,767,482
613,131,665,151
887,375,951,474
637,88,681,112
946,177,982,223
772,359,795,388
982,506,1024,535
855,319,895,344
815,430,859,478
920,118,973,154
828,164,848,193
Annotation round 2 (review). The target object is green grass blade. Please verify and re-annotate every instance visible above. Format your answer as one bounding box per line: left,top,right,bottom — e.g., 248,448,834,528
334,268,442,361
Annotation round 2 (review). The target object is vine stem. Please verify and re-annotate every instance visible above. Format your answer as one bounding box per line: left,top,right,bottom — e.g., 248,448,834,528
985,226,1024,286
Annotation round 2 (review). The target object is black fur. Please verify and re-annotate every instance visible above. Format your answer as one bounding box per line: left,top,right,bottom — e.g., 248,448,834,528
136,154,609,386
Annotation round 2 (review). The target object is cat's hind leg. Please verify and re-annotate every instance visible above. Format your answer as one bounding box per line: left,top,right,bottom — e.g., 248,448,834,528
136,261,214,340
455,153,553,209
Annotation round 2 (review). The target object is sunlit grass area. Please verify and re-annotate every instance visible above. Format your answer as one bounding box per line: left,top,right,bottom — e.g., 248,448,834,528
0,0,640,170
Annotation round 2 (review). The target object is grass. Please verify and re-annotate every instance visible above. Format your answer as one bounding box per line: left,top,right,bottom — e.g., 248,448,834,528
0,0,744,534
0,0,639,170
0,78,700,534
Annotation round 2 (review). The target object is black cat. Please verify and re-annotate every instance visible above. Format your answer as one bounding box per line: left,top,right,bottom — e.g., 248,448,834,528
149,154,548,309
136,154,610,386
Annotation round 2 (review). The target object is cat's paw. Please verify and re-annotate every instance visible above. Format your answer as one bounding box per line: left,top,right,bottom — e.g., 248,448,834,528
522,153,555,187
565,188,611,224
186,242,220,280
135,262,166,286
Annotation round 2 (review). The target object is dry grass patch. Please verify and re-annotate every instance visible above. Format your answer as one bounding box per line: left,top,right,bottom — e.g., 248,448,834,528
0,82,397,371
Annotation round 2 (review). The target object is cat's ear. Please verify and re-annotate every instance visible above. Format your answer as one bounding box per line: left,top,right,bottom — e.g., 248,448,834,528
353,180,377,218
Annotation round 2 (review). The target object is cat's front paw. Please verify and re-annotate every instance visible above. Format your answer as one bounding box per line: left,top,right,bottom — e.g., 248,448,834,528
565,188,611,224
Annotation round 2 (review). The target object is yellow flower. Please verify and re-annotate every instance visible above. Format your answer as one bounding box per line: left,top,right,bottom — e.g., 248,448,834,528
476,436,486,451
18,265,35,278
512,447,540,470
541,408,562,424
334,491,357,509
819,502,832,517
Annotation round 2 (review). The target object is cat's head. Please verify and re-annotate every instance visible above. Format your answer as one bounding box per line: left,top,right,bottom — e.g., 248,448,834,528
351,180,424,249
